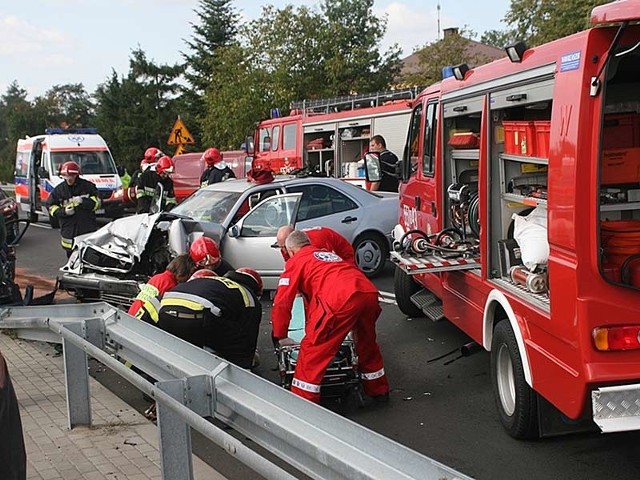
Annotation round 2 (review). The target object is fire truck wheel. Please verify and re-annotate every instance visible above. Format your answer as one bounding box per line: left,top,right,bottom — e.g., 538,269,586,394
393,268,423,317
353,232,387,278
491,320,539,439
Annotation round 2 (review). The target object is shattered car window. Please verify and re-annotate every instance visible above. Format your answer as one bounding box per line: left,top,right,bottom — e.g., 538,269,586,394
171,189,243,224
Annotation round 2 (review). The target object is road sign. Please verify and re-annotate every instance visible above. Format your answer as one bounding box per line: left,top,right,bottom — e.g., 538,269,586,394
167,117,195,145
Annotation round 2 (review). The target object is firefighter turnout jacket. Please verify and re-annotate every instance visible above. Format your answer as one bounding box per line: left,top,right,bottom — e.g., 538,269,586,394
200,164,236,187
48,178,100,252
159,276,261,368
128,270,179,324
136,169,177,214
272,245,389,402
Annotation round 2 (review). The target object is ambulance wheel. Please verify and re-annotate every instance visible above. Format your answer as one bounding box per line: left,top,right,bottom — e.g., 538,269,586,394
393,268,423,317
354,232,387,278
491,320,539,439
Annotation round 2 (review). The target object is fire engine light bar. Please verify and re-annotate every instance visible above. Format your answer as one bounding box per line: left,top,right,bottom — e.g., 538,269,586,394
505,41,528,63
593,325,640,351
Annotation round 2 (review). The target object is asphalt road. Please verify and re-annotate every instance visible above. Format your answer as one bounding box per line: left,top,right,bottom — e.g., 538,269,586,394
11,217,640,480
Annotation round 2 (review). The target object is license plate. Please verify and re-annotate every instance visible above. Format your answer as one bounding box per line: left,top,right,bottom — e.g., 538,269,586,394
96,209,105,215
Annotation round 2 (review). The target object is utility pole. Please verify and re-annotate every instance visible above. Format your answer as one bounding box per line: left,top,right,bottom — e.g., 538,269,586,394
437,1,441,40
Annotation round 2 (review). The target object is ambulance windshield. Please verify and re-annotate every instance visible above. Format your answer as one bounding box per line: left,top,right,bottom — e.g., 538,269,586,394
51,151,118,175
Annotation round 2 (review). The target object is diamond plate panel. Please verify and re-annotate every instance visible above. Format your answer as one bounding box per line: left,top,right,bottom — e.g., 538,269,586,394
592,384,640,433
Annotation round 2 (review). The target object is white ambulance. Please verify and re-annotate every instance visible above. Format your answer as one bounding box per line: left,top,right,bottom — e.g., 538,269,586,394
15,128,124,226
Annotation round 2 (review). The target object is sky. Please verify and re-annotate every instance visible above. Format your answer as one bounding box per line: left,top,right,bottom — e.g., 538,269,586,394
1,0,511,99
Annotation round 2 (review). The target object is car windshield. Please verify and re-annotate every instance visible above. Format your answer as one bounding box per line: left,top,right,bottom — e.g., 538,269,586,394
51,151,118,175
171,189,243,224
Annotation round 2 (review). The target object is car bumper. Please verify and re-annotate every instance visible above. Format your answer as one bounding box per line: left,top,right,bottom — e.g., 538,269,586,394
58,272,140,306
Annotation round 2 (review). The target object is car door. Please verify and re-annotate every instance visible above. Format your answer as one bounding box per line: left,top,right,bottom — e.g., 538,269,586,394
221,193,302,290
285,183,361,242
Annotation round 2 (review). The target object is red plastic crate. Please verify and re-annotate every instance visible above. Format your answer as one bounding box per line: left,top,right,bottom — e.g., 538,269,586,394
533,121,550,158
503,121,536,156
601,148,640,185
603,113,640,150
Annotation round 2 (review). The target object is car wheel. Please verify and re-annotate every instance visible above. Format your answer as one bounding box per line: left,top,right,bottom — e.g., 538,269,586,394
353,232,387,278
491,320,539,439
393,267,423,317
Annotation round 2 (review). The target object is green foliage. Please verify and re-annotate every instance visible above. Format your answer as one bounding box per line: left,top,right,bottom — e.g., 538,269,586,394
181,0,240,148
93,49,183,173
503,0,610,46
201,44,270,150
480,29,518,49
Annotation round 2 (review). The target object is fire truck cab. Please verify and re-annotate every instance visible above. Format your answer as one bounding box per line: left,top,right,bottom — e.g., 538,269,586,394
381,1,640,438
254,89,417,187
15,128,123,225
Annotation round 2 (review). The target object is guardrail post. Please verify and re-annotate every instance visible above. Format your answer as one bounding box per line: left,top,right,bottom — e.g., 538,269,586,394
63,322,91,428
157,378,194,480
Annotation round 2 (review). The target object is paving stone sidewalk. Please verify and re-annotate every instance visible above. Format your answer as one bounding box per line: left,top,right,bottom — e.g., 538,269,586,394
0,333,224,480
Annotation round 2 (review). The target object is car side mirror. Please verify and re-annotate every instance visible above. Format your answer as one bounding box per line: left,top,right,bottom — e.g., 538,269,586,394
227,224,240,238
364,153,381,182
38,166,49,179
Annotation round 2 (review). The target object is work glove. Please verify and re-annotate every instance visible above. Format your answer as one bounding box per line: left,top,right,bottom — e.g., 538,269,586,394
64,205,75,216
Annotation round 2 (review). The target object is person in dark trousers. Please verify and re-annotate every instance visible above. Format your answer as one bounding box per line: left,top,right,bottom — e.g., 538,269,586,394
48,161,100,257
136,155,177,213
200,148,236,187
368,135,399,192
128,254,195,324
272,229,389,404
158,267,263,369
0,349,27,480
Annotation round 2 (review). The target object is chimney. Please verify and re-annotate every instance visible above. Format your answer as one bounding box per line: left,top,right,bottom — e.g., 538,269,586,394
443,27,459,38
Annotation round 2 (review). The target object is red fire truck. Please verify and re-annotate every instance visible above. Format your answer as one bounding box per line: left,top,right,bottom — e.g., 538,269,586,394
377,1,640,438
252,89,418,187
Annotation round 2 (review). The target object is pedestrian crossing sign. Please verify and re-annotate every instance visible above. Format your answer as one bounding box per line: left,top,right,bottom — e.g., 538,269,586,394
167,117,195,145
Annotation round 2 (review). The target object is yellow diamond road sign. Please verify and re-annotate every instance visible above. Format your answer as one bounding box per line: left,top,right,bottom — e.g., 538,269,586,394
167,117,195,145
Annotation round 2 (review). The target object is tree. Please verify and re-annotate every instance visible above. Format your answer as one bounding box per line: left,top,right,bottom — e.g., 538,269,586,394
182,0,240,146
503,0,610,46
93,49,182,173
201,44,271,150
481,29,518,49
41,84,95,128
319,0,401,95
400,29,490,88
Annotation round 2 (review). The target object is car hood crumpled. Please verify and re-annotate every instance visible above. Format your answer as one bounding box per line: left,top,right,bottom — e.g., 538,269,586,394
61,213,163,275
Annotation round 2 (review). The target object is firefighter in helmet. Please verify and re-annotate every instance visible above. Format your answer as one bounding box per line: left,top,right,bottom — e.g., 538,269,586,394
200,148,236,187
136,155,177,213
47,161,100,257
189,236,234,276
158,266,263,368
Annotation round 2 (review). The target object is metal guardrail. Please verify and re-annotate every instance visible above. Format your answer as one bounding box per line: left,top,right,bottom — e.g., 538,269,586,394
0,302,472,480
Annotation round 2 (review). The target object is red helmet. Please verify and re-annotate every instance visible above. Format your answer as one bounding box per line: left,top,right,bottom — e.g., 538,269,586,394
189,237,221,269
235,267,263,297
60,161,81,177
156,155,174,175
189,268,217,281
144,147,163,162
203,148,222,166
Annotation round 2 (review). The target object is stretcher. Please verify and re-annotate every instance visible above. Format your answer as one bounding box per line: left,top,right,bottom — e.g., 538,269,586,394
276,296,365,406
